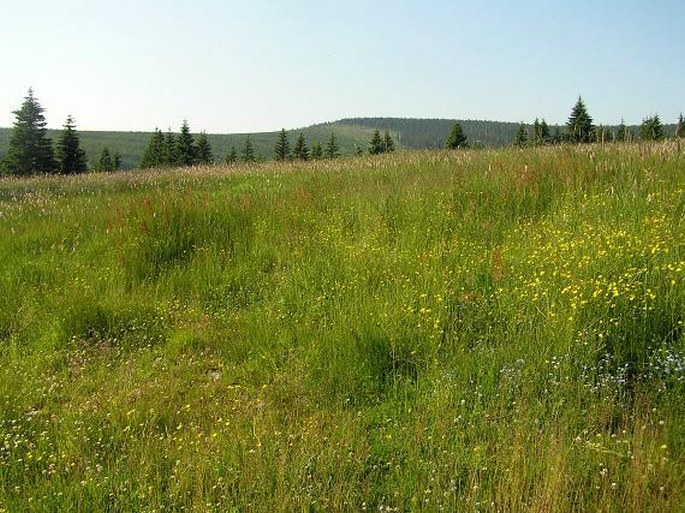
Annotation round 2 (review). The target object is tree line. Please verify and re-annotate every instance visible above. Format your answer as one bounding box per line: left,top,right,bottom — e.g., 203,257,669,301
1,89,121,175
508,97,683,149
2,90,682,177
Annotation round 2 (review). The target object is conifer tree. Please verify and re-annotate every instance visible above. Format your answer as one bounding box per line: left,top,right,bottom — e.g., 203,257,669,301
531,118,542,146
225,145,237,164
311,141,323,160
176,120,195,166
616,119,631,142
445,121,468,149
551,127,563,145
163,130,178,167
566,96,595,143
113,152,122,171
514,124,528,148
540,119,550,144
325,133,340,159
639,115,664,141
55,115,87,174
93,147,115,172
383,130,395,153
368,130,383,155
293,133,310,161
194,132,214,164
274,128,291,161
3,88,56,175
675,113,684,138
141,128,165,169
242,136,256,162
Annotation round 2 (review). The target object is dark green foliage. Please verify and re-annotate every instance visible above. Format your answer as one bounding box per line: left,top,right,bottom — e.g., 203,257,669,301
140,129,165,169
677,114,684,138
225,145,237,164
92,147,119,172
640,115,664,141
567,96,595,143
311,141,323,159
56,115,87,175
551,127,562,144
274,129,290,161
445,121,468,149
616,119,632,142
532,119,543,146
514,124,528,148
242,136,256,162
368,130,383,155
163,130,178,166
383,130,395,153
2,89,55,175
539,119,550,144
194,132,213,165
325,133,340,159
293,133,310,161
368,130,395,155
176,120,195,167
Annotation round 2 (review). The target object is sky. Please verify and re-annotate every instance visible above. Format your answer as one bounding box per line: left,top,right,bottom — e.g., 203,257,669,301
0,0,683,133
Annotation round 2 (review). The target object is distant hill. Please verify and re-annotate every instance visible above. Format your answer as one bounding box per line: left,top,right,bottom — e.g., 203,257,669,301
0,125,375,171
0,118,678,171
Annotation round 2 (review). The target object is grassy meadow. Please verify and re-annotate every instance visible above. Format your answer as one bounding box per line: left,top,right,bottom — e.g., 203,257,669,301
0,143,684,511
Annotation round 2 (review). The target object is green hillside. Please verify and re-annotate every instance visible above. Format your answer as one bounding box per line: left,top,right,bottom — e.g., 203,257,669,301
0,119,679,171
0,144,684,511
0,125,376,171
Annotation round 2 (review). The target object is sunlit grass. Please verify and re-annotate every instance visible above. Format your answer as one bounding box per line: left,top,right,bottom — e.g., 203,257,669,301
0,143,683,511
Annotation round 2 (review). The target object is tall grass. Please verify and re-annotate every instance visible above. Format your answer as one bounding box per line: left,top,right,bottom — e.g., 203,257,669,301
0,144,683,511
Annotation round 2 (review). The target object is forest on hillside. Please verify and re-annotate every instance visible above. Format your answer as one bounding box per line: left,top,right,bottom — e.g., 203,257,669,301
0,89,682,175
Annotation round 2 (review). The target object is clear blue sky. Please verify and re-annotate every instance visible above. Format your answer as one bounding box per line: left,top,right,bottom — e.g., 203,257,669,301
1,0,683,133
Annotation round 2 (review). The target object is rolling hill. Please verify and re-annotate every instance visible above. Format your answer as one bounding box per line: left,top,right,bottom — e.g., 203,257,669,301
0,118,677,171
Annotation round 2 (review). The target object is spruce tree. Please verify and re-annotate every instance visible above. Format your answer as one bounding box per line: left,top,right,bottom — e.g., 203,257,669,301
293,133,310,161
368,130,383,155
551,127,563,145
532,118,542,146
640,115,664,141
3,88,56,175
242,136,256,162
446,121,468,149
274,128,291,161
163,130,178,167
383,130,395,153
566,96,595,143
540,119,550,144
325,133,340,159
141,129,165,169
311,141,323,160
616,119,631,142
194,132,214,164
514,124,528,148
55,115,87,174
113,152,121,171
176,120,196,166
93,147,114,172
225,145,238,164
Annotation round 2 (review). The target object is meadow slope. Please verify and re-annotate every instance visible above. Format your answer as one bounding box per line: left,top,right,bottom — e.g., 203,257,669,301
0,144,684,511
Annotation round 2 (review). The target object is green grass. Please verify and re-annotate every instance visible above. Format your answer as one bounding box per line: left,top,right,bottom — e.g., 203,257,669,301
0,144,684,511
